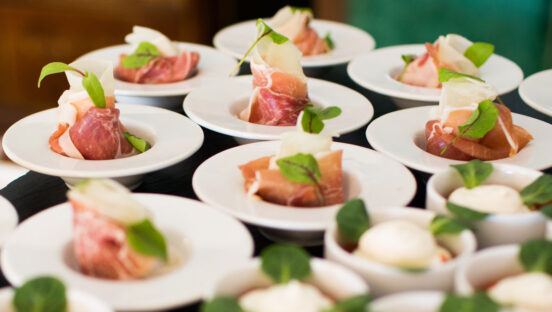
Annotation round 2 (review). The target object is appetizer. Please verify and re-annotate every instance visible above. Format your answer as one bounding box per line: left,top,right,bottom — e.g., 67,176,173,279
201,244,370,312
114,26,200,84
68,179,168,280
425,69,532,160
38,60,151,160
239,106,343,207
398,34,494,88
236,19,310,126
269,6,332,56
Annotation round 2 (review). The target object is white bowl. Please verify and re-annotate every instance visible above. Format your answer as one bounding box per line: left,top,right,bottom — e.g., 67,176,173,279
371,291,444,312
547,220,552,240
324,207,477,297
0,287,113,312
426,164,546,247
205,257,369,303
519,69,552,117
0,196,17,250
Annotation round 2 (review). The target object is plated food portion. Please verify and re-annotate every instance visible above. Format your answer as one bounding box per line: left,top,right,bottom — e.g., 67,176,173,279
519,68,552,117
325,199,476,296
202,244,369,312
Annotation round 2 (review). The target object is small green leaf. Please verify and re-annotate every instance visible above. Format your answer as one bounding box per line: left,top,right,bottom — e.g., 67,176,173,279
464,42,494,68
429,215,473,235
438,68,484,83
302,107,325,134
519,239,552,274
38,62,84,88
541,204,552,219
318,106,342,120
13,276,67,312
126,219,168,262
261,244,311,284
121,41,161,69
323,294,371,312
276,153,321,184
81,72,106,109
324,32,335,50
458,100,498,139
439,293,500,312
450,160,493,189
289,6,313,14
446,201,489,220
123,132,151,153
200,297,245,312
400,267,428,274
520,174,552,207
336,198,370,243
401,54,416,65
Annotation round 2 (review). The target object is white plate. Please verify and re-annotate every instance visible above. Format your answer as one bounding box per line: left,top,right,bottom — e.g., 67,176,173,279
366,106,552,174
1,194,254,311
213,19,375,68
348,44,524,103
184,75,374,141
192,140,416,232
78,43,238,97
0,161,27,189
0,196,17,249
2,104,204,188
519,69,552,117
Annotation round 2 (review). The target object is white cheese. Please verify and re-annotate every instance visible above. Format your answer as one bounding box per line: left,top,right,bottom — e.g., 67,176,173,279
125,25,179,57
449,185,529,214
436,34,479,76
489,272,552,312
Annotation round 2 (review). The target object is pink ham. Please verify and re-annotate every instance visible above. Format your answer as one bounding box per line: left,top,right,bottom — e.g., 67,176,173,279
293,27,328,56
114,51,200,84
399,51,440,88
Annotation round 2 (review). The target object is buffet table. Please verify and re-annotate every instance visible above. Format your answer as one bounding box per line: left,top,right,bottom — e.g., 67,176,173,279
1,64,551,311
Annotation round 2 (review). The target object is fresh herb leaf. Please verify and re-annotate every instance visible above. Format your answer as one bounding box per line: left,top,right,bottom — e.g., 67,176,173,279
81,72,106,109
438,68,484,83
429,215,472,235
519,239,552,274
126,219,168,262
200,297,245,312
13,276,67,312
123,132,151,153
38,62,83,88
324,32,335,50
451,160,493,189
464,42,494,68
276,153,321,184
401,54,416,65
446,201,489,220
439,293,500,312
400,267,428,274
541,204,552,219
121,41,161,69
301,106,342,134
261,244,311,284
323,294,371,312
318,106,342,120
289,6,313,14
520,174,552,207
336,198,370,243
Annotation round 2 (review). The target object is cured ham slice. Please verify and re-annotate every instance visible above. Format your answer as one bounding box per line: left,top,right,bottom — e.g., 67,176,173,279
239,150,344,207
399,52,440,88
114,51,200,84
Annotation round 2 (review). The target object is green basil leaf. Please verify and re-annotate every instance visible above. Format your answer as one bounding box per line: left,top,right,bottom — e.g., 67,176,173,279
429,215,473,235
464,42,494,68
302,107,325,134
541,204,552,219
519,239,552,274
446,201,489,220
438,68,484,83
276,153,321,184
121,41,161,69
200,297,245,312
458,100,499,139
261,244,311,284
323,294,371,312
324,32,335,50
81,72,106,109
401,54,417,66
450,160,493,189
13,276,67,312
336,198,370,243
290,6,313,14
126,219,168,262
319,106,342,120
439,293,501,312
38,62,84,88
520,174,552,207
123,132,151,153
400,267,428,274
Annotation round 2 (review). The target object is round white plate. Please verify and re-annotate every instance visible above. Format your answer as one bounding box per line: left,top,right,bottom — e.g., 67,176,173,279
0,161,27,189
348,44,524,102
366,106,552,174
2,104,204,186
519,69,552,117
213,19,375,68
184,75,374,141
78,43,238,97
0,196,17,249
1,194,254,311
192,140,416,232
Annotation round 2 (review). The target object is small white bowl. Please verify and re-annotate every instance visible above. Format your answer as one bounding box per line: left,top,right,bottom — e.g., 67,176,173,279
0,196,17,250
519,69,552,117
426,164,547,248
371,291,444,312
0,287,113,312
205,257,369,303
455,244,521,294
324,207,477,297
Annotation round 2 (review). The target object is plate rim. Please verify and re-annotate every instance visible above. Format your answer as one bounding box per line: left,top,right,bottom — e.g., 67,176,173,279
519,69,552,117
0,196,18,249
